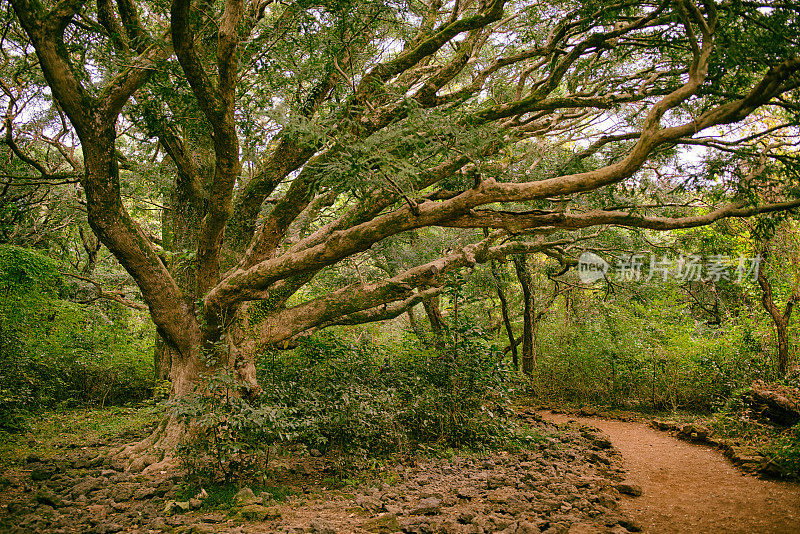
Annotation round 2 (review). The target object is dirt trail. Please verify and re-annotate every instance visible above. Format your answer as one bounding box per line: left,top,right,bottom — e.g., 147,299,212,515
542,411,800,534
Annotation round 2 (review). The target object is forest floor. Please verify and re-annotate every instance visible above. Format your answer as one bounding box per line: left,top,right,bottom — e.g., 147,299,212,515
541,411,800,534
5,405,798,533
0,407,641,534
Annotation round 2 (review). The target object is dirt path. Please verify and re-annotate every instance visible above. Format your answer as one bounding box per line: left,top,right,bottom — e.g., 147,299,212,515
542,411,800,534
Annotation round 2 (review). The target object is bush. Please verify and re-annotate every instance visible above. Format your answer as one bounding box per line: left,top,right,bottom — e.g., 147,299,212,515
173,325,512,484
266,327,511,452
0,245,156,430
768,424,800,479
530,299,775,412
171,371,298,483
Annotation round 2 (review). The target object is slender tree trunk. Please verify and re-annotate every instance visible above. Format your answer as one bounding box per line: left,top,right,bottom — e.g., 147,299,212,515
757,253,793,376
491,259,518,369
513,254,536,375
406,304,428,343
79,226,101,275
422,295,446,349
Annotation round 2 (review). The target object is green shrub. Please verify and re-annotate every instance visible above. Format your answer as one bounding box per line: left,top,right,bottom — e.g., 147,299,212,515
171,370,298,484
0,245,156,430
768,424,800,479
265,327,510,452
173,325,512,484
530,299,775,412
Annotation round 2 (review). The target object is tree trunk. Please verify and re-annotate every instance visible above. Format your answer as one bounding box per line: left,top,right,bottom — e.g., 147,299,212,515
757,247,794,376
743,380,800,426
513,254,536,375
406,304,428,343
422,295,446,349
153,336,171,381
491,260,518,369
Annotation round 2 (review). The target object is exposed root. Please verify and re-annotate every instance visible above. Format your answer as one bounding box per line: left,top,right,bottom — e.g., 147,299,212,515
103,416,184,473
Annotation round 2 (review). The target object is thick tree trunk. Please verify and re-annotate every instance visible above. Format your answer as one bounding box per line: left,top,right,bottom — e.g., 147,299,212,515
491,260,518,369
153,336,171,381
153,169,205,380
743,380,800,426
513,254,536,375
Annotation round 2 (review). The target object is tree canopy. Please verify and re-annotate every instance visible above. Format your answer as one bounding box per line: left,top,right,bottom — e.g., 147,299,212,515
3,0,800,430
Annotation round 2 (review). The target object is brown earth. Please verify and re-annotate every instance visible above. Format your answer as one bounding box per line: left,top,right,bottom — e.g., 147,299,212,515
0,416,639,533
541,411,800,534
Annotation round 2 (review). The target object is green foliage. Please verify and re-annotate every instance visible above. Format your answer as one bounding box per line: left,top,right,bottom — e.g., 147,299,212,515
174,325,512,484
0,404,164,468
263,328,511,455
768,424,800,479
0,245,156,431
174,480,296,511
0,244,60,291
711,385,800,480
171,370,299,484
531,295,775,412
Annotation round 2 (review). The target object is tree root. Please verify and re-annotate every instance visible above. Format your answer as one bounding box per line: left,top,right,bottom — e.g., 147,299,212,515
102,417,184,473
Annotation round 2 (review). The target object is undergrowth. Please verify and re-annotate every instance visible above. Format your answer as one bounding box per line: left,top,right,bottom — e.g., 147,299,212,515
171,326,516,486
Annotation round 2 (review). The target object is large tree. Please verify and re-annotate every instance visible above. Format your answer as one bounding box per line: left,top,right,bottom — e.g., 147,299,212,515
4,0,800,467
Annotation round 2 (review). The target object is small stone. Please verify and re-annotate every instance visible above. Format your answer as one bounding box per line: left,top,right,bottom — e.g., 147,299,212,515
456,487,477,499
517,520,542,534
411,497,441,515
399,516,433,534
110,501,129,511
239,504,281,521
592,437,613,449
362,514,401,533
587,452,610,465
200,512,226,523
617,518,642,532
385,504,403,515
150,517,169,531
86,504,108,521
234,487,259,506
356,494,383,512
164,500,191,514
133,486,156,500
614,483,642,497
457,509,477,523
309,518,336,533
35,488,63,508
31,467,56,481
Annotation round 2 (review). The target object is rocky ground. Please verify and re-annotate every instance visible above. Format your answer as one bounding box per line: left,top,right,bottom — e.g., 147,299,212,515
0,414,642,534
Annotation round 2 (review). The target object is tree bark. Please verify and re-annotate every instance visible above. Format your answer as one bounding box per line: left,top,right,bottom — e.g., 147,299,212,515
406,304,428,343
757,246,795,376
513,254,536,375
491,259,517,369
422,295,446,349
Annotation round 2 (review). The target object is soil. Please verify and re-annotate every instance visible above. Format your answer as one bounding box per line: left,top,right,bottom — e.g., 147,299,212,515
7,409,797,533
542,411,800,534
0,413,639,534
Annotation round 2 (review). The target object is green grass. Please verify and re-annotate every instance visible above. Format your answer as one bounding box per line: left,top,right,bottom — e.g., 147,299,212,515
0,403,164,467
